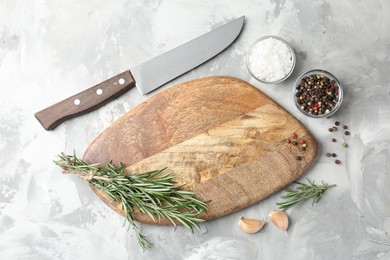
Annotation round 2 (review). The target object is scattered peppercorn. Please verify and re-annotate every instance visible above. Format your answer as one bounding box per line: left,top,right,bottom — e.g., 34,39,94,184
328,128,333,132
343,125,348,129
331,126,337,131
331,138,337,142
335,159,341,164
296,156,302,161
331,153,337,157
345,131,350,136
292,141,298,146
326,153,331,157
335,121,340,126
342,143,348,148
295,74,340,116
291,133,298,139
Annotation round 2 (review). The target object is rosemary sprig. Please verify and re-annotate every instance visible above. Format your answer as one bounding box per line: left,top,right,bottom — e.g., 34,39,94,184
54,153,207,250
277,179,336,211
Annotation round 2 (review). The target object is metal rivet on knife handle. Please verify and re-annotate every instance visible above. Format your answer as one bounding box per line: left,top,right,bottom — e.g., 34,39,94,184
34,71,136,131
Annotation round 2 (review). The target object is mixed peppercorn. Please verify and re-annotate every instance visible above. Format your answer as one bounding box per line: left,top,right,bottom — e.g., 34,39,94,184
285,121,351,165
295,74,340,116
326,121,351,165
285,132,307,161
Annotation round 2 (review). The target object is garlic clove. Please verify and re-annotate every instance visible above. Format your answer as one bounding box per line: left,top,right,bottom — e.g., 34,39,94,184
238,217,266,234
268,210,289,232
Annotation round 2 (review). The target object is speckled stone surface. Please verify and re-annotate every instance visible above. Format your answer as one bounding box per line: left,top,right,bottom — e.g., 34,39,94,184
1,1,390,259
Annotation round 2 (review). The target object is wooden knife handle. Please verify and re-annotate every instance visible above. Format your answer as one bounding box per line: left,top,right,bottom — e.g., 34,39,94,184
35,70,136,131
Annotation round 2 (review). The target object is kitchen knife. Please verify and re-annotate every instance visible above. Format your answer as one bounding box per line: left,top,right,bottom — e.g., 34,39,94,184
35,16,245,131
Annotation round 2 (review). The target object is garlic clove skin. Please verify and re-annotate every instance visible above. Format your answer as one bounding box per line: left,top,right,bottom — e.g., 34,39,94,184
238,217,266,234
268,210,289,232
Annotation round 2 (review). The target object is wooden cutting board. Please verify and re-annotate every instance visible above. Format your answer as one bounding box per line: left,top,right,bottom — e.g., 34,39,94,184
83,76,318,224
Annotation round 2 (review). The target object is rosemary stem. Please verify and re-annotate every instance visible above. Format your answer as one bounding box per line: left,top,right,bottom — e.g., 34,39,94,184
54,152,207,250
277,179,335,211
91,176,113,182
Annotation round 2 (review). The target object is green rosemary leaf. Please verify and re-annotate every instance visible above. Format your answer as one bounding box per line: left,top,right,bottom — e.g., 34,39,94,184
54,153,207,250
277,179,335,211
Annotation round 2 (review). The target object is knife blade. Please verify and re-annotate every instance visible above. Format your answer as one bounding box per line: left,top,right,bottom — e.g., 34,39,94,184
35,16,245,131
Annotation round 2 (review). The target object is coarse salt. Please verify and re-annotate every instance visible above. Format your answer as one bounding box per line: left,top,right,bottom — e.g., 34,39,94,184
248,37,294,83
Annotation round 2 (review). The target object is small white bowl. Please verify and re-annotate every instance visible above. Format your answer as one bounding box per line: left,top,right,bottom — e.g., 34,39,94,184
246,36,296,84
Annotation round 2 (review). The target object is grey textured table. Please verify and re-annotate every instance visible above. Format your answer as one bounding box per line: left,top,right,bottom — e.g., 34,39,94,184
1,1,390,259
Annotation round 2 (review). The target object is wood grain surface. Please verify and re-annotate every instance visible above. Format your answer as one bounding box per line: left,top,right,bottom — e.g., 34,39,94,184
35,70,135,130
83,76,318,224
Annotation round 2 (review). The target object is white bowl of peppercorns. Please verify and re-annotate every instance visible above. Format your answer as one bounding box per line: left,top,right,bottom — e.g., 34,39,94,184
293,69,343,118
